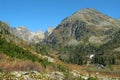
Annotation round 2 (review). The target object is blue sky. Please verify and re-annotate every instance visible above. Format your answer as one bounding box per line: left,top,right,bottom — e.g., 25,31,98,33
0,0,120,32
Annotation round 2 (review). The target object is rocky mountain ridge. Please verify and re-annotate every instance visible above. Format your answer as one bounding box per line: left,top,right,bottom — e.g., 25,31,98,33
10,26,54,44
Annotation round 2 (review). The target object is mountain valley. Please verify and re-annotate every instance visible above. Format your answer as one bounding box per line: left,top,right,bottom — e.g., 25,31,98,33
0,8,120,80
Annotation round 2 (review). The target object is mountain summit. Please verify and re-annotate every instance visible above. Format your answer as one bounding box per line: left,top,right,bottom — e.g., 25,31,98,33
62,8,116,26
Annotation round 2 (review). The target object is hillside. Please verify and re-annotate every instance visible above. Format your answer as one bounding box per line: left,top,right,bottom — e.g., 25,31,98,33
0,21,51,70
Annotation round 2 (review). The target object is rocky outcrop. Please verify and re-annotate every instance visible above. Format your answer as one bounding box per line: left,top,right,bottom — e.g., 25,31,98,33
44,27,54,38
49,71,65,80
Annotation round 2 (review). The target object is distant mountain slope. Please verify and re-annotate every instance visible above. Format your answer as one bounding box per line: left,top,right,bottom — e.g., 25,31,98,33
43,8,120,65
45,8,120,47
10,26,54,44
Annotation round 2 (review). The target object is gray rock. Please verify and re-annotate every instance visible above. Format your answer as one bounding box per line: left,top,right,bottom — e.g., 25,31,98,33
70,70,80,77
50,71,64,80
44,27,54,38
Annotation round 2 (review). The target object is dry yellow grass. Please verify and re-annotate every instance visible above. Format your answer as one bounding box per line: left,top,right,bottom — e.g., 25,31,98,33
0,53,43,72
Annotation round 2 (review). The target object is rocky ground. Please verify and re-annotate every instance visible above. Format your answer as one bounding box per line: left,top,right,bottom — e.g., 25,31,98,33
0,70,119,80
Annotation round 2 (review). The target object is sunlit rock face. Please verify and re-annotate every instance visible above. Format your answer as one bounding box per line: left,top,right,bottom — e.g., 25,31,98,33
45,8,120,46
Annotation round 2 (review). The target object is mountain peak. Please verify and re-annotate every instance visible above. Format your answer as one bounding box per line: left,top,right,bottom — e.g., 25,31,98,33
16,26,29,32
71,8,97,20
36,30,43,33
72,8,99,17
18,26,26,28
61,8,115,26
74,8,98,14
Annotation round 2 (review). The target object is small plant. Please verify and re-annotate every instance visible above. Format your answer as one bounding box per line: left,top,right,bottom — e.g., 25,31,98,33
88,76,98,80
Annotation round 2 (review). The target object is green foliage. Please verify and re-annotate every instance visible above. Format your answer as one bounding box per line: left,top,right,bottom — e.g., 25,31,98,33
38,58,53,68
59,44,98,65
87,77,98,80
0,38,38,62
54,64,69,72
35,44,49,55
93,30,120,65
0,37,52,68
57,30,120,66
0,72,16,80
